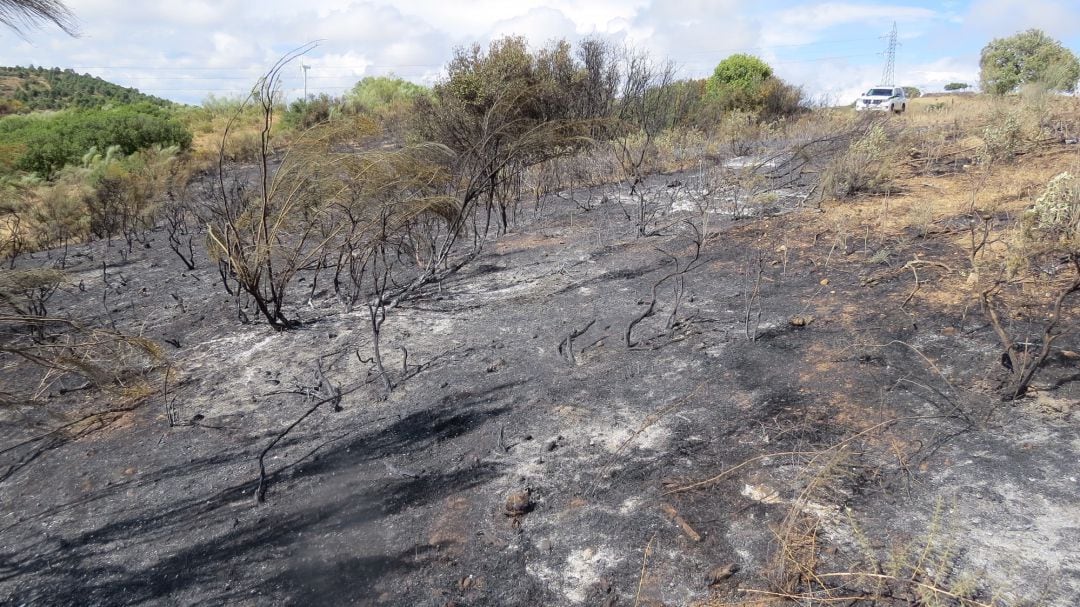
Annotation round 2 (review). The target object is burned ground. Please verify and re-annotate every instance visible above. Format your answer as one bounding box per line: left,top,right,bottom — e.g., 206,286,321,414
2,146,1079,607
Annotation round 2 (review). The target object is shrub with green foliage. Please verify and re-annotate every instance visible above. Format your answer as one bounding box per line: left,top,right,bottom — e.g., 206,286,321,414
283,93,344,130
822,123,894,198
1021,172,1080,257
348,75,429,114
704,54,803,120
707,54,772,97
0,103,191,178
980,29,1080,95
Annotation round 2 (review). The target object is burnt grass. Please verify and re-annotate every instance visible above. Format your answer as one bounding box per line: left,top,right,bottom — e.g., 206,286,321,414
2,172,1080,606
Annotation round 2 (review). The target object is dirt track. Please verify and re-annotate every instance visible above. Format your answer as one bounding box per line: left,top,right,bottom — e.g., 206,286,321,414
1,169,1078,606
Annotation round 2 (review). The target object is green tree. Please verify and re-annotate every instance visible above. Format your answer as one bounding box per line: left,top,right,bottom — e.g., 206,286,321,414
944,82,970,91
902,86,921,98
704,54,802,119
980,29,1080,94
707,54,772,98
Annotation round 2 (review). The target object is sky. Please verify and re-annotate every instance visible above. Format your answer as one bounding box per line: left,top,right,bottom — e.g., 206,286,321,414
2,0,1079,106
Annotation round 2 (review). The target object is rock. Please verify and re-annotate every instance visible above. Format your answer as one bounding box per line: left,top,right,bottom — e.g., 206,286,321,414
741,483,781,503
504,489,533,517
819,278,830,286
537,538,552,553
706,562,740,586
789,315,813,327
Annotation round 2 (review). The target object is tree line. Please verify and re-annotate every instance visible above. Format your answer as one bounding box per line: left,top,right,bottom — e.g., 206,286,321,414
0,65,174,115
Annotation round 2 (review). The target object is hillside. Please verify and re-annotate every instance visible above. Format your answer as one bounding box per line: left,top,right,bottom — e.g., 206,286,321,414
1,92,1079,606
0,65,173,115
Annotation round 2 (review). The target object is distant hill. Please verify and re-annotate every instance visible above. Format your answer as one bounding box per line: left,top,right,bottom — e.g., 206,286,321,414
0,66,174,115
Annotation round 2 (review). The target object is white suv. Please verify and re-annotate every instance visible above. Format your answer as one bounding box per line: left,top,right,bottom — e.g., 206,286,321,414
855,86,906,114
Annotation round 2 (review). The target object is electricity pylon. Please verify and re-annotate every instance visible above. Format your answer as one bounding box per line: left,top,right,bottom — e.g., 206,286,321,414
881,21,897,86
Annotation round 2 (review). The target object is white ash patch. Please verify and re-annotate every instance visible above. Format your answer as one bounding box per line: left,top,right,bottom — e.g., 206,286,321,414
619,495,645,515
527,546,621,604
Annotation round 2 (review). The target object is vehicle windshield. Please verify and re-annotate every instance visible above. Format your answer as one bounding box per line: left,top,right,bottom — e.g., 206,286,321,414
866,88,893,96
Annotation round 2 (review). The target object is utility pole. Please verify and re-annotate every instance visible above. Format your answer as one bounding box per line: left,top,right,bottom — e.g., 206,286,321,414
302,63,310,100
881,21,897,86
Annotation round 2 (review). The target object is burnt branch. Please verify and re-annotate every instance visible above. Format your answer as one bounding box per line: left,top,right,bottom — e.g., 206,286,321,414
558,319,596,366
626,222,704,347
982,261,1080,400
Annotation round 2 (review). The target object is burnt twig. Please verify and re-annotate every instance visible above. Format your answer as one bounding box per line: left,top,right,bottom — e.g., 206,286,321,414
558,319,596,366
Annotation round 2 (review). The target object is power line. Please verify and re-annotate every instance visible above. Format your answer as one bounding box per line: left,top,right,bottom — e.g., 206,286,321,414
679,52,881,68
674,36,883,56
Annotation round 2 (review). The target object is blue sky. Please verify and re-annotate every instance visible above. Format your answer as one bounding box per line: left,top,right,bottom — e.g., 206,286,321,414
2,0,1079,105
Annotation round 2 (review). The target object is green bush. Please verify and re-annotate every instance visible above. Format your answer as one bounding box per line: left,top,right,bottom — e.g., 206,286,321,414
1021,171,1080,255
0,103,191,178
283,93,344,130
348,76,429,115
707,54,772,97
703,55,803,120
822,123,895,198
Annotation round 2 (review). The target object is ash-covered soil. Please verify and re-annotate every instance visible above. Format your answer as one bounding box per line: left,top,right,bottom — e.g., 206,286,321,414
1,171,1078,606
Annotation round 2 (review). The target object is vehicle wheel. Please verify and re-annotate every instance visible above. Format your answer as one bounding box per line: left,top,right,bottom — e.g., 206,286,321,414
895,104,905,115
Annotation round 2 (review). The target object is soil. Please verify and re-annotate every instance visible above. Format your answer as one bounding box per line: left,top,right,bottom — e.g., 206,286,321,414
1,150,1079,606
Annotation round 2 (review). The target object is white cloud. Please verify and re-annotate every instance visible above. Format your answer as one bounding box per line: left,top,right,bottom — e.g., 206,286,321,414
776,2,936,30
628,0,761,72
763,2,938,46
1,1,1073,105
904,56,979,89
489,7,582,45
964,0,1080,40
